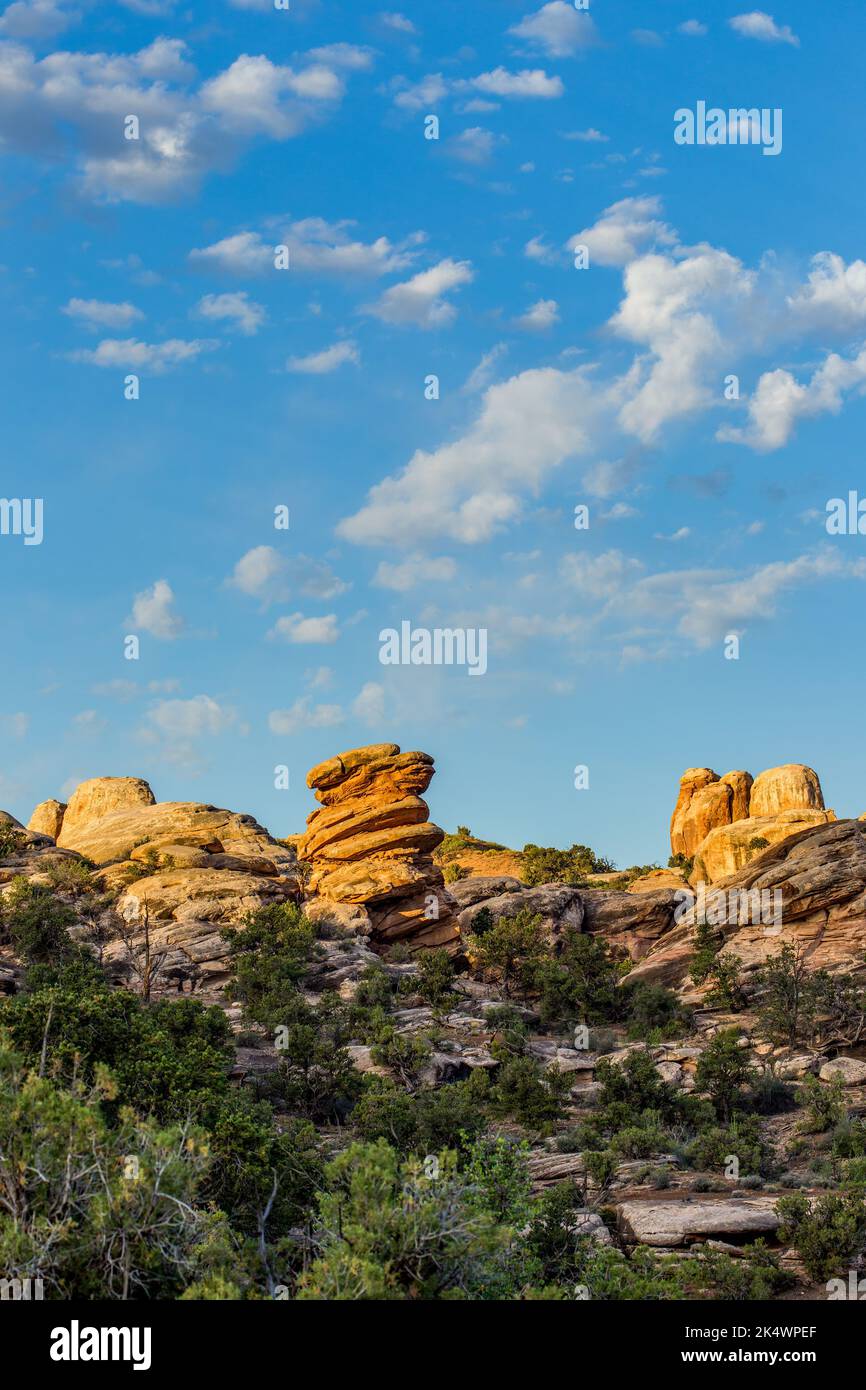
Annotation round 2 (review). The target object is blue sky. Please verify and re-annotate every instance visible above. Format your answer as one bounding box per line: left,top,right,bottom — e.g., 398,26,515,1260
2,0,866,867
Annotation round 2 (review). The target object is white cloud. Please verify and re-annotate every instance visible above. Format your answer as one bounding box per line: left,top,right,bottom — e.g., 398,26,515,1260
338,362,607,546
567,195,677,267
227,545,287,602
372,554,457,590
62,298,143,329
0,1,78,40
787,252,866,333
126,579,184,639
199,54,343,137
0,36,359,204
392,66,563,110
718,346,866,451
514,297,559,331
559,549,644,599
352,682,385,725
678,19,708,36
195,291,265,335
729,11,799,46
147,694,236,739
524,234,561,267
190,219,419,277
379,11,416,33
561,126,608,142
268,698,344,734
267,612,340,644
308,44,375,71
363,258,473,329
449,126,501,165
70,338,218,371
286,339,360,373
462,342,508,393
508,3,597,57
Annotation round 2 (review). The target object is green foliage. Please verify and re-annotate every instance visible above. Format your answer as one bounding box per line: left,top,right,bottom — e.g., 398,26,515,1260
42,857,97,897
668,853,694,875
0,1036,218,1299
415,949,455,1012
202,1094,322,1237
353,1072,490,1155
370,1029,431,1088
595,1048,679,1127
0,877,78,963
296,1141,510,1300
747,836,770,852
223,901,318,1029
521,843,615,886
463,1135,534,1226
464,908,547,999
753,944,854,1048
489,1056,572,1131
536,930,625,1027
443,863,469,883
0,822,25,860
798,1073,846,1134
267,1001,362,1123
689,920,745,1008
776,1190,866,1281
688,1116,766,1176
624,981,691,1041
1,963,234,1124
694,1029,756,1122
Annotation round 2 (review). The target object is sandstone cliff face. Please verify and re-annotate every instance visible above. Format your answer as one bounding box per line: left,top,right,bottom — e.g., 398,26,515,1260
670,763,834,883
297,743,458,951
625,819,866,989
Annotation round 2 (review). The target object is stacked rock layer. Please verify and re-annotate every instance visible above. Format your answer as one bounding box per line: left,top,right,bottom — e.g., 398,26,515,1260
297,743,457,951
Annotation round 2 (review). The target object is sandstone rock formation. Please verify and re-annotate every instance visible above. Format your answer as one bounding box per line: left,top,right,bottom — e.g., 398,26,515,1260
625,819,866,989
670,763,834,884
27,799,67,840
617,1198,780,1248
297,743,457,951
51,776,295,873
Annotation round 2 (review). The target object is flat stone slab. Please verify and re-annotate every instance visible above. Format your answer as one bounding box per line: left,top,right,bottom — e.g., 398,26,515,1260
617,1198,780,1247
819,1056,866,1086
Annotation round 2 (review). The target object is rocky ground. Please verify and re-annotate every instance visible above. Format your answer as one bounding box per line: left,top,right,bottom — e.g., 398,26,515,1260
3,748,866,1299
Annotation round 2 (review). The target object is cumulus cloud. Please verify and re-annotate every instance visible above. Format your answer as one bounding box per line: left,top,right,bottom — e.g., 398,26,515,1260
352,682,385,725
0,1,79,40
786,252,866,333
718,346,866,451
146,694,236,739
338,363,608,546
189,218,419,277
227,545,287,602
70,338,218,371
508,1,598,57
268,698,344,735
286,339,359,373
195,291,265,335
363,258,473,329
267,612,340,644
125,579,184,639
372,554,457,590
729,11,799,46
514,297,559,331
567,195,677,267
392,66,563,110
0,36,358,203
62,298,143,329
449,126,501,165
678,19,708,36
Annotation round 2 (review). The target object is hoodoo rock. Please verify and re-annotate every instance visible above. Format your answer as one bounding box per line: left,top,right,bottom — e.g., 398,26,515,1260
670,762,834,884
297,743,458,952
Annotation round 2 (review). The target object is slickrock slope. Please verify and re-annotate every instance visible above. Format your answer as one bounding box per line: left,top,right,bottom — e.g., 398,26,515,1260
297,743,458,951
670,763,835,884
51,776,295,873
625,819,866,989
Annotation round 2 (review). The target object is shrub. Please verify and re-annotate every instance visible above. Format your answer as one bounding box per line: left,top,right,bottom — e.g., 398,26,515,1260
464,908,548,999
415,949,455,1011
0,878,78,963
489,1056,571,1131
595,1048,679,1126
536,930,624,1027
521,843,614,886
223,902,318,1029
694,1029,756,1122
798,1073,846,1134
776,1191,866,1281
688,1116,765,1176
624,981,690,1041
